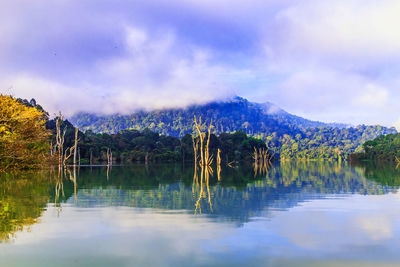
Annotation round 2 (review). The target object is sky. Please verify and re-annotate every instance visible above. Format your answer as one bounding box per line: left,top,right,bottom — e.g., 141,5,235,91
0,0,399,129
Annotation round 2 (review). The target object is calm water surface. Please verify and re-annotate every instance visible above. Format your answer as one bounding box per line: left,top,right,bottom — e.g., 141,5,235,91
1,162,400,266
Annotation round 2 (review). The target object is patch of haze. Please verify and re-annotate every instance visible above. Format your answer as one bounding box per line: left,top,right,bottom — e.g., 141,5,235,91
394,118,400,132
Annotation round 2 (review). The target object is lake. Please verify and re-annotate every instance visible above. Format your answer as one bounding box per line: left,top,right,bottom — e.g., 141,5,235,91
1,162,400,266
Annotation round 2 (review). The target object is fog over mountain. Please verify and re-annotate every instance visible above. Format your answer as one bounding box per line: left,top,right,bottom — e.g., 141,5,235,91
70,96,350,135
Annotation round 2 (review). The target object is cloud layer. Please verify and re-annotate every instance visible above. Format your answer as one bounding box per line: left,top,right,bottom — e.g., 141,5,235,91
0,0,399,126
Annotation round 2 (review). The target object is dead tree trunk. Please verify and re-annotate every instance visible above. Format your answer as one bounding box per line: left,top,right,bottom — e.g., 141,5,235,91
192,134,199,166
204,121,213,166
194,116,214,167
217,149,221,166
55,113,66,169
106,148,112,166
194,116,205,166
73,127,78,166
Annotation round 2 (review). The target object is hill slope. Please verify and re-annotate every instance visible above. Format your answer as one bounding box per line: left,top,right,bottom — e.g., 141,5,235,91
70,97,346,136
70,96,396,160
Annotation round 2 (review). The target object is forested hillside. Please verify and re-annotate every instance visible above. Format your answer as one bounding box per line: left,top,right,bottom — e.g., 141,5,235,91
0,95,270,167
71,97,396,160
71,97,346,135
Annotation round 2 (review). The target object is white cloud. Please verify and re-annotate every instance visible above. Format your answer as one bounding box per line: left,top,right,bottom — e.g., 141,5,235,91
355,84,389,108
0,0,400,126
262,0,400,63
394,118,400,131
1,26,235,116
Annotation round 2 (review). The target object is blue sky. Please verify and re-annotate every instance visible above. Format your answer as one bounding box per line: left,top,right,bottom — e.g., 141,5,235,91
1,0,399,128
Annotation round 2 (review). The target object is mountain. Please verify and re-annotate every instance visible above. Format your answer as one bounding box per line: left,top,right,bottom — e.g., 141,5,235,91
70,96,347,136
70,96,397,160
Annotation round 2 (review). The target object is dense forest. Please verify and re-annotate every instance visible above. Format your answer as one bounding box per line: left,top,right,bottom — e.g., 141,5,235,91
71,96,347,135
0,95,270,169
2,95,397,170
48,119,268,165
350,133,400,162
71,96,397,160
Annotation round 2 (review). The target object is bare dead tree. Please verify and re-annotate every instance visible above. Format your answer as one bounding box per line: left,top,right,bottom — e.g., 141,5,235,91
217,149,222,167
63,147,73,166
253,147,258,165
194,116,205,166
72,127,79,166
106,148,112,166
204,120,214,166
192,134,199,166
193,116,214,167
55,113,66,168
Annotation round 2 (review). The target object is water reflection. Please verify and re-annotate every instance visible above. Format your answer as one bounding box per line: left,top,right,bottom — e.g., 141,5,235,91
1,162,399,244
0,171,52,242
193,166,214,214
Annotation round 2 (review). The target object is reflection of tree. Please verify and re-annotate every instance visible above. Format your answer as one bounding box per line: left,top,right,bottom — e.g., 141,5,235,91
65,167,78,203
353,161,400,187
0,167,79,242
54,169,64,216
253,147,273,178
2,161,399,242
72,162,395,223
194,166,214,214
0,171,53,242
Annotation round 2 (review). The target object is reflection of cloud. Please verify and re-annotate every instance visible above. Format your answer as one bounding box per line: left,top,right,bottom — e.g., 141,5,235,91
13,205,234,246
4,192,400,265
354,216,392,241
275,194,400,255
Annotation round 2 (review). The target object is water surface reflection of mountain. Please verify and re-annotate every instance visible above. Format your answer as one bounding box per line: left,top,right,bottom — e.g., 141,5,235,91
1,162,399,242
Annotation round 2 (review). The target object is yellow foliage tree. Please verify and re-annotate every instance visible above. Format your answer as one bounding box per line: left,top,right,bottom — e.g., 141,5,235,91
0,95,50,171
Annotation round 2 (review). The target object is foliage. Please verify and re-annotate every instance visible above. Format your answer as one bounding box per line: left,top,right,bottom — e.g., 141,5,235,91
0,95,51,171
47,117,270,164
70,97,396,160
350,133,400,162
270,125,395,161
71,97,343,136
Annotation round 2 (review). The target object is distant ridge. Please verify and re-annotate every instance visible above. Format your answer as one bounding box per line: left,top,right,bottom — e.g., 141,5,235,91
70,96,348,136
70,96,397,159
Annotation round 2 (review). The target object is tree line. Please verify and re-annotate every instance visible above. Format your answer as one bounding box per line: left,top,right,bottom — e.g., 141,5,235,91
350,133,400,163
